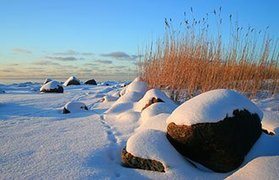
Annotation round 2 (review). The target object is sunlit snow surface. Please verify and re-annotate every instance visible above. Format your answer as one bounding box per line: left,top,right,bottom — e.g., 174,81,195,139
0,81,278,179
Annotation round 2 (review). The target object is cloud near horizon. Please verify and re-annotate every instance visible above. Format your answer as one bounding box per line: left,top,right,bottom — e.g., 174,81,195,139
45,56,82,61
101,51,142,60
95,60,113,64
11,48,32,54
32,60,61,66
52,50,94,56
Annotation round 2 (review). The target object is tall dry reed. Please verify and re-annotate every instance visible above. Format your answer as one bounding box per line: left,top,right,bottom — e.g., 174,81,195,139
138,8,279,100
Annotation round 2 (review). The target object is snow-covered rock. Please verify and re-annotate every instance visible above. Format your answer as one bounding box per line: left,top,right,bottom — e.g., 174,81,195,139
85,79,97,85
166,89,263,172
43,78,52,85
125,77,148,95
40,81,64,93
167,89,263,126
63,101,88,114
63,76,81,86
135,89,177,112
137,113,170,132
140,102,175,120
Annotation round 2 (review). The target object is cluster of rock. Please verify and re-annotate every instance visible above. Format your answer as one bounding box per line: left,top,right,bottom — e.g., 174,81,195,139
121,82,265,173
39,76,98,93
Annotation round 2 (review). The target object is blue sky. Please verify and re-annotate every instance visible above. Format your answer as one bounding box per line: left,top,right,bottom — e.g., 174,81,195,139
0,0,278,81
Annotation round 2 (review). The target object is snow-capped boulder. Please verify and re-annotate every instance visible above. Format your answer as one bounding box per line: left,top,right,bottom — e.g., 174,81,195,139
63,76,81,86
84,79,97,85
43,78,52,85
125,77,148,95
135,89,177,112
40,81,64,93
63,101,88,114
122,129,167,172
166,89,263,172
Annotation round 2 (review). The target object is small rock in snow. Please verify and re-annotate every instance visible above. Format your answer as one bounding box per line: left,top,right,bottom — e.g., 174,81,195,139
63,76,81,86
63,101,88,114
40,81,64,93
84,79,97,85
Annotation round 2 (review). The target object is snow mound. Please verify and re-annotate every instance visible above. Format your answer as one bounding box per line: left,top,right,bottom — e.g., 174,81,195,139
227,156,279,180
137,113,170,132
141,102,175,120
125,129,224,179
167,89,263,126
102,95,119,102
126,129,183,168
63,101,88,114
40,81,63,93
63,76,81,86
135,89,177,112
125,77,148,95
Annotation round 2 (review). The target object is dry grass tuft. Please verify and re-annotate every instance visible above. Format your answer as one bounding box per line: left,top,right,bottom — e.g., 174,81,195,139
138,8,279,100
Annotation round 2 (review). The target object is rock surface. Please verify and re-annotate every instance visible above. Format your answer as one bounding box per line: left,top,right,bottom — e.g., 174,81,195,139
63,101,88,114
85,79,97,85
167,109,262,172
40,81,64,93
121,148,165,172
63,76,81,86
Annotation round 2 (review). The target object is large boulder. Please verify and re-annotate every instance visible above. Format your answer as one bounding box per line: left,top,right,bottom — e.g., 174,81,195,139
85,79,97,85
63,76,81,86
40,81,64,93
166,89,263,172
63,101,88,114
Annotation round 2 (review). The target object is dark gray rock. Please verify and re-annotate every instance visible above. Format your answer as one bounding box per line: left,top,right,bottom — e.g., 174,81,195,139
121,147,165,172
167,109,262,173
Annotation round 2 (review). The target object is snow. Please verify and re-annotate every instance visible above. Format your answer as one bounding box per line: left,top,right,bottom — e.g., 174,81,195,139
167,89,263,126
63,101,88,113
63,76,80,86
40,81,62,92
0,79,278,179
125,77,148,95
140,102,176,121
135,88,177,112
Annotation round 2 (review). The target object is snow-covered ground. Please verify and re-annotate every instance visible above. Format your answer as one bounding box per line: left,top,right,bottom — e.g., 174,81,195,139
0,80,278,179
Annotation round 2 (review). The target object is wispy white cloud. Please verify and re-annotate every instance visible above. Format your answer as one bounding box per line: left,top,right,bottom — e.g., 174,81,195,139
95,60,113,64
32,60,61,66
12,48,32,54
101,51,142,60
45,56,82,61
